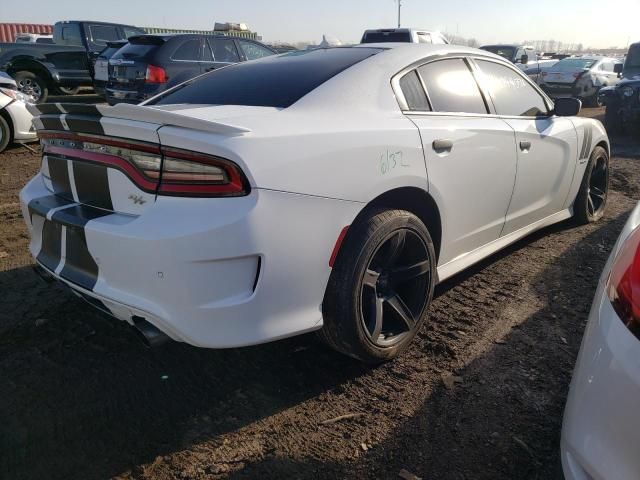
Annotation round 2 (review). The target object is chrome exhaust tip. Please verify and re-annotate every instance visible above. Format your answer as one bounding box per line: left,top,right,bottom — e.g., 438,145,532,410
132,316,170,348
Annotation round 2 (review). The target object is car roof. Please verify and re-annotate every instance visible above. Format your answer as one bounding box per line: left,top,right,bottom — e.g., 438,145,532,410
293,44,512,111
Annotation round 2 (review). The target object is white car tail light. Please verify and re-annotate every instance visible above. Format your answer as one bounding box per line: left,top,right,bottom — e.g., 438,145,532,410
607,226,640,339
39,132,249,197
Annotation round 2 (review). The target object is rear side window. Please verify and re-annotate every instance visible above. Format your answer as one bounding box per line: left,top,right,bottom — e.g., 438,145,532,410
172,39,202,61
89,25,120,45
238,40,274,61
151,47,381,108
60,25,83,46
476,60,548,117
209,38,240,63
418,59,487,114
399,71,430,111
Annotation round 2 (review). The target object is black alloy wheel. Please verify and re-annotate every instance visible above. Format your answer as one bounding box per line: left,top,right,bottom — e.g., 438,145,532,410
360,229,431,348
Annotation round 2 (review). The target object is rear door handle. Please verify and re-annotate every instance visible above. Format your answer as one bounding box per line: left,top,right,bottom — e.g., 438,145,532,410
432,139,453,152
519,141,532,151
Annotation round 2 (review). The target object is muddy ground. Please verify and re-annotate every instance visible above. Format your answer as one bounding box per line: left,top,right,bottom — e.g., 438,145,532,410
0,106,638,480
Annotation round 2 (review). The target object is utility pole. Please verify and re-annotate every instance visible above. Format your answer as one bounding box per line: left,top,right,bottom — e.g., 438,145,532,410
397,0,402,28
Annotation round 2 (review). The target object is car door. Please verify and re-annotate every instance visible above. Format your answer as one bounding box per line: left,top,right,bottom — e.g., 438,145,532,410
396,58,518,266
473,58,578,235
206,37,241,70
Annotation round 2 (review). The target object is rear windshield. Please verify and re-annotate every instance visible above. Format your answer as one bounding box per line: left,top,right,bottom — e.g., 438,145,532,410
362,31,411,43
150,47,382,108
111,43,157,60
553,58,596,71
481,46,515,61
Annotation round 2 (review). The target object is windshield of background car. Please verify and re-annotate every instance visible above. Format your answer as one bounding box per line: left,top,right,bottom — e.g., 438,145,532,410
481,46,515,61
626,45,640,69
552,58,596,71
150,47,382,108
362,31,412,43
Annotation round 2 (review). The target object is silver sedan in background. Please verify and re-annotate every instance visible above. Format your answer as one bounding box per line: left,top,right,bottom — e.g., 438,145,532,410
562,201,640,480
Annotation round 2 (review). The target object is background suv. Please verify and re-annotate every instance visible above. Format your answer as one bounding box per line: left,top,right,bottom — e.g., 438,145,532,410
106,33,276,105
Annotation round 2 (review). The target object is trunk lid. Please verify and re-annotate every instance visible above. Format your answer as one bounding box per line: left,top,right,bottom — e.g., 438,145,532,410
27,102,251,216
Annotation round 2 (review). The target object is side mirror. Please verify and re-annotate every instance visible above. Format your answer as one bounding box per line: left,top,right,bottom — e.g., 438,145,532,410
614,63,623,74
521,54,529,65
554,97,581,117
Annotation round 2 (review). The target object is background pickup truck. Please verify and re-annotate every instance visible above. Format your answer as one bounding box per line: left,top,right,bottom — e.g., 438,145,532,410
479,44,547,83
0,20,145,102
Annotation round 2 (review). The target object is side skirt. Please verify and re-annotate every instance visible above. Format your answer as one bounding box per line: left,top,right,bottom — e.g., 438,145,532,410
437,209,573,283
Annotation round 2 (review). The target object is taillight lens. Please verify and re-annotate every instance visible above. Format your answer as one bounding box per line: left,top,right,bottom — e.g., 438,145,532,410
158,148,247,196
607,226,640,339
145,64,167,84
39,132,248,197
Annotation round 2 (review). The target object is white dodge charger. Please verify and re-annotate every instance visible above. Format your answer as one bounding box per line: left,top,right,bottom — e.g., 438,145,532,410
20,44,610,362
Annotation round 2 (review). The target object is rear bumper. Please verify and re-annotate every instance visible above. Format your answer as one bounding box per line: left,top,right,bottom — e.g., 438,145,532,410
561,280,640,480
105,84,163,105
542,82,597,99
20,174,362,348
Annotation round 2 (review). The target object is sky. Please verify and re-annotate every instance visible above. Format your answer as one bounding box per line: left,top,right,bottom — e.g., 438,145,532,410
6,0,639,48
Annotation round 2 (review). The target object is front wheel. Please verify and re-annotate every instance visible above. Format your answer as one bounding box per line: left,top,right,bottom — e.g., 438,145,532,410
604,99,624,135
319,208,436,363
57,86,80,95
574,146,609,224
13,71,48,103
0,115,11,153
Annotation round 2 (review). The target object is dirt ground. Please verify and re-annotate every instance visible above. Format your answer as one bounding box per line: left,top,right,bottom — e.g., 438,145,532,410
0,106,639,480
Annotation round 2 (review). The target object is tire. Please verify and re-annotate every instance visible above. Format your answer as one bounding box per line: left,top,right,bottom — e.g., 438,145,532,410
584,90,602,108
13,71,48,103
319,208,437,363
574,146,609,225
604,99,623,135
57,86,80,95
0,115,11,153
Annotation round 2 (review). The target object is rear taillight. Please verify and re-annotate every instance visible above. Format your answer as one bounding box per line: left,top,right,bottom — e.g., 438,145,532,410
145,64,167,84
607,226,640,339
39,132,248,197
158,147,247,196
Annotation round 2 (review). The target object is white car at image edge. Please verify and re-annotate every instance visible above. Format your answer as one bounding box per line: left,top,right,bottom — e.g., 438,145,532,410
562,201,640,480
0,71,37,152
20,44,609,362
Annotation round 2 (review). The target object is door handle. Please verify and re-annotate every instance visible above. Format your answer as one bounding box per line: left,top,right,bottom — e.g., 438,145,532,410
432,139,453,152
205,66,216,72
519,141,532,151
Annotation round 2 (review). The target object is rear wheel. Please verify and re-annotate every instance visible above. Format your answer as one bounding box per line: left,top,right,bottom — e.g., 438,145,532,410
574,146,609,224
319,208,436,363
13,71,48,103
0,115,11,153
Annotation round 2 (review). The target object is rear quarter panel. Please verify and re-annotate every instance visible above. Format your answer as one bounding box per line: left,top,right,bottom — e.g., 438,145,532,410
156,110,429,203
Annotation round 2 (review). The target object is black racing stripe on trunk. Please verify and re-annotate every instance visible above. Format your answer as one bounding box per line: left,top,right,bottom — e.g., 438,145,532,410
57,104,102,116
50,203,111,229
60,226,99,291
37,219,62,272
72,161,113,210
47,156,74,199
33,104,63,115
64,115,105,135
27,195,76,220
40,116,65,131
